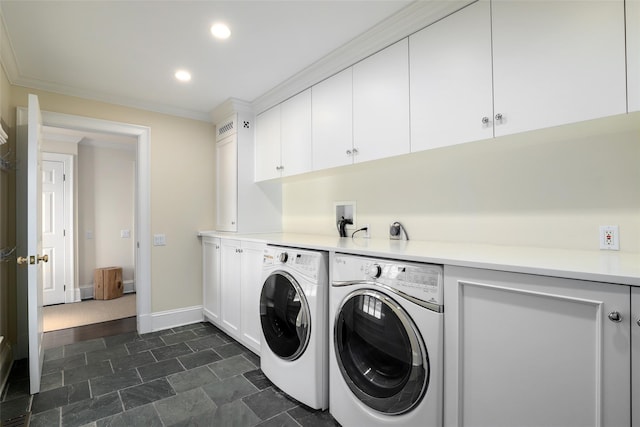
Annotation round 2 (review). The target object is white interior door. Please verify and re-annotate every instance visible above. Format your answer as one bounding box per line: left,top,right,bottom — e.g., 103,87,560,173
16,94,45,394
42,158,65,306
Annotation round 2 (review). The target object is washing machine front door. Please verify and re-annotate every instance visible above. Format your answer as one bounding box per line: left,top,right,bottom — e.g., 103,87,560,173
260,270,311,361
335,289,429,415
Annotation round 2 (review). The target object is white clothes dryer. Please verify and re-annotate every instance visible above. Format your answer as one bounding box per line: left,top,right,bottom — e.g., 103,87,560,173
329,254,444,426
259,246,329,410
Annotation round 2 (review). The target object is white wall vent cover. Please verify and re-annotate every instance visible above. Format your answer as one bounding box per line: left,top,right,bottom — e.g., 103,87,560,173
216,114,237,141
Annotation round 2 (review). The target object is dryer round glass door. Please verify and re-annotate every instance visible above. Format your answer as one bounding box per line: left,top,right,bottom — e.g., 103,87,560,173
334,289,429,415
260,271,311,361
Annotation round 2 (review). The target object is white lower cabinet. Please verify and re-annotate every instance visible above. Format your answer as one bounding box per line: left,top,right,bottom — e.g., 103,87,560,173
633,287,640,427
444,265,631,427
238,241,265,354
202,236,221,325
219,238,265,354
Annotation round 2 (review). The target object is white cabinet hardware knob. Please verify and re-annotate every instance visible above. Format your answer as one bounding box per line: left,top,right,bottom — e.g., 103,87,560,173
352,148,359,155
495,113,503,121
346,150,352,156
482,117,489,124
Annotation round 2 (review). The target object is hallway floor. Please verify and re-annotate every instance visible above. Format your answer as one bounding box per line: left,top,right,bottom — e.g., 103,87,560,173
0,321,339,427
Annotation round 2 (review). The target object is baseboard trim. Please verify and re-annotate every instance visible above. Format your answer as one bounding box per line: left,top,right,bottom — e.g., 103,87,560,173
80,280,136,300
150,305,204,333
0,336,14,397
67,287,81,303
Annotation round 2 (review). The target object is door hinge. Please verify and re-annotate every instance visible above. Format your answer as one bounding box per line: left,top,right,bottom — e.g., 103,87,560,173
63,174,66,181
63,229,66,237
64,285,66,291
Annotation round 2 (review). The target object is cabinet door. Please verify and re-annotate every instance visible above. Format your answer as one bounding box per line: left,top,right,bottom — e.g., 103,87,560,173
628,0,640,112
220,239,242,341
202,237,221,325
255,105,281,182
312,68,354,170
409,1,493,152
491,0,626,136
240,241,265,354
216,135,237,231
353,39,410,163
444,266,630,427
633,287,640,427
280,89,312,177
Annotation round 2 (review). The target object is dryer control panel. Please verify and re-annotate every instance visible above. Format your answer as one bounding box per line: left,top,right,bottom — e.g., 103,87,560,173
333,254,444,307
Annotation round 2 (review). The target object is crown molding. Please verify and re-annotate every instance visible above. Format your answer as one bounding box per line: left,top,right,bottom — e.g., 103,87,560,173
250,0,474,115
210,98,254,125
0,7,19,89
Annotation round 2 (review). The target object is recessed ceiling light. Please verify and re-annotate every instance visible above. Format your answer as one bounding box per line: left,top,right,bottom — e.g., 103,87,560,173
175,70,191,82
210,23,231,40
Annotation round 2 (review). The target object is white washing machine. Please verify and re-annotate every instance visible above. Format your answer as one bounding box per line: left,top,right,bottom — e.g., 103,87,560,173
259,246,329,410
329,254,444,426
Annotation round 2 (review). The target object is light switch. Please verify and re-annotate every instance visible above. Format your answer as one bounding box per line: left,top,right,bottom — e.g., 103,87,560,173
121,229,131,238
153,234,166,246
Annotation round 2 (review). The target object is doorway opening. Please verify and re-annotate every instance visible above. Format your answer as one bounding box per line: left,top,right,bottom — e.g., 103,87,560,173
38,110,151,335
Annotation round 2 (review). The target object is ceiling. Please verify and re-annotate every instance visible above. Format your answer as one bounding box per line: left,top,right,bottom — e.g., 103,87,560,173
0,0,412,122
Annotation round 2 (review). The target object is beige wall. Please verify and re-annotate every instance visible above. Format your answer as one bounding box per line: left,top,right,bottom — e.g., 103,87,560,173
10,86,216,313
283,113,640,253
77,144,136,289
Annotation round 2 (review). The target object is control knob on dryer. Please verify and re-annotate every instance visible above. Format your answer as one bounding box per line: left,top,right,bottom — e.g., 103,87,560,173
278,252,289,263
367,264,382,279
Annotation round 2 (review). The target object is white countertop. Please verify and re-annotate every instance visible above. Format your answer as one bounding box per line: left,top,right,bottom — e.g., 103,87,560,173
198,231,640,286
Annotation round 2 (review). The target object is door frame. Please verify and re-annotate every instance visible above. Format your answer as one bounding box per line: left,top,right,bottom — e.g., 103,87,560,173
36,110,152,334
41,152,74,304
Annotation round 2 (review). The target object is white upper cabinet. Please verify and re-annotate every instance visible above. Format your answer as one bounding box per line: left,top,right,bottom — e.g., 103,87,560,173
255,105,281,182
216,134,237,231
410,1,493,152
491,0,626,136
254,89,312,181
628,0,640,112
312,68,353,171
280,88,312,177
353,39,410,163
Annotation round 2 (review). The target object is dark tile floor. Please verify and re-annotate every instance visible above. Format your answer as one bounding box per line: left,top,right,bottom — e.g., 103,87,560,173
0,321,340,427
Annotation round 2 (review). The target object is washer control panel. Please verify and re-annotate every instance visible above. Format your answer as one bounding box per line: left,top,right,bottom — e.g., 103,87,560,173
263,247,328,283
333,254,444,307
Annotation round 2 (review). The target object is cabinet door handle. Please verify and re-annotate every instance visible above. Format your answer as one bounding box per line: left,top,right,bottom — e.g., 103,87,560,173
495,113,503,121
352,148,358,155
636,317,640,327
346,149,352,156
481,116,490,125
608,311,622,323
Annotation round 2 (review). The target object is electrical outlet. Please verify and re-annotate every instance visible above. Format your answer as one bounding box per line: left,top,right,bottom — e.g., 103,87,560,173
599,225,619,250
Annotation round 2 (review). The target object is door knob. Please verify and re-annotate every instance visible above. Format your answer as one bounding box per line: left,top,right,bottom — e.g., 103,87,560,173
38,254,49,263
17,256,30,265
